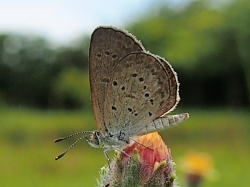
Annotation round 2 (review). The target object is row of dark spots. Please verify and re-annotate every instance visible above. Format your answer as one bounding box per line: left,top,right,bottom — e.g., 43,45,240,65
131,72,148,93
113,81,125,91
127,107,138,116
112,105,140,116
112,99,153,117
131,73,144,82
96,51,117,59
112,74,145,88
113,81,126,92
127,110,152,117
113,79,145,91
127,107,152,117
105,51,118,59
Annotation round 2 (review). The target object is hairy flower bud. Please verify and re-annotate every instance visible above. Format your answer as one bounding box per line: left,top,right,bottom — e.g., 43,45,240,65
98,132,177,187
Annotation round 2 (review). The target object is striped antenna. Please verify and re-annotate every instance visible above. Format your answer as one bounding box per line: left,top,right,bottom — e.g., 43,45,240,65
54,131,93,143
54,131,93,160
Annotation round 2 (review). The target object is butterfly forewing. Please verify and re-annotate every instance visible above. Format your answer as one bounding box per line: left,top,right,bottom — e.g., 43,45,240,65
103,52,179,137
89,27,144,132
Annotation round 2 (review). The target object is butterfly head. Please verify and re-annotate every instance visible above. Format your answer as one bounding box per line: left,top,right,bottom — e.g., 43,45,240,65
86,130,103,148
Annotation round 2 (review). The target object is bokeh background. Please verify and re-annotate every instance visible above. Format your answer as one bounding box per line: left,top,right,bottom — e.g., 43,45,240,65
1,0,250,186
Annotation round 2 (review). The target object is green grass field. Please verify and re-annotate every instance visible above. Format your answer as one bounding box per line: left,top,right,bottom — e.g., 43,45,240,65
0,107,249,187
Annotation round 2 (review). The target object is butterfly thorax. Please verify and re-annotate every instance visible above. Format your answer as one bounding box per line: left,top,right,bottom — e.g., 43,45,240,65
87,130,130,149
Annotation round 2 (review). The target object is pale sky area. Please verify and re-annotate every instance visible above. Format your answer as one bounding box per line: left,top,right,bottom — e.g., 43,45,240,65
0,0,190,44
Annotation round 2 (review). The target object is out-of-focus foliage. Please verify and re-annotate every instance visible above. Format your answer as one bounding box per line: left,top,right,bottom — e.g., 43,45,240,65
0,34,90,109
223,0,250,107
0,0,250,109
52,67,90,109
0,34,58,108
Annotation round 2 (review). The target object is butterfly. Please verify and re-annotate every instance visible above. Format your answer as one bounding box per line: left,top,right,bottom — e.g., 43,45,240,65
54,26,189,161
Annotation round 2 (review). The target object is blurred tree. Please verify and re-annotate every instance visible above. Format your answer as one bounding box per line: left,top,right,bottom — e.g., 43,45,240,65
54,36,89,71
0,34,56,107
223,0,250,107
51,67,90,109
0,34,89,109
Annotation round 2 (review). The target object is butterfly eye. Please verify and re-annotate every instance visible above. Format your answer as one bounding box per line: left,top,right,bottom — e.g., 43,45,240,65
86,131,101,147
93,131,101,141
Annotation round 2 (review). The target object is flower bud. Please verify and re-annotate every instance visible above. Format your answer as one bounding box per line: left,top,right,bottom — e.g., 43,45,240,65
98,132,177,187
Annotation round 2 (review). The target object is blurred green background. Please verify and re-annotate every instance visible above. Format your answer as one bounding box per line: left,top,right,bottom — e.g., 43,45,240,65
1,0,250,186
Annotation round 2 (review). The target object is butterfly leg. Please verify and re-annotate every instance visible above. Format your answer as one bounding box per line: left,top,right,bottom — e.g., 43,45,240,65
104,149,111,169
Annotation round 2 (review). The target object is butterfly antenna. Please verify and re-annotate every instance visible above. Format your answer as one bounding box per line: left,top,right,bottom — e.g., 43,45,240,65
54,131,93,143
55,135,86,160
